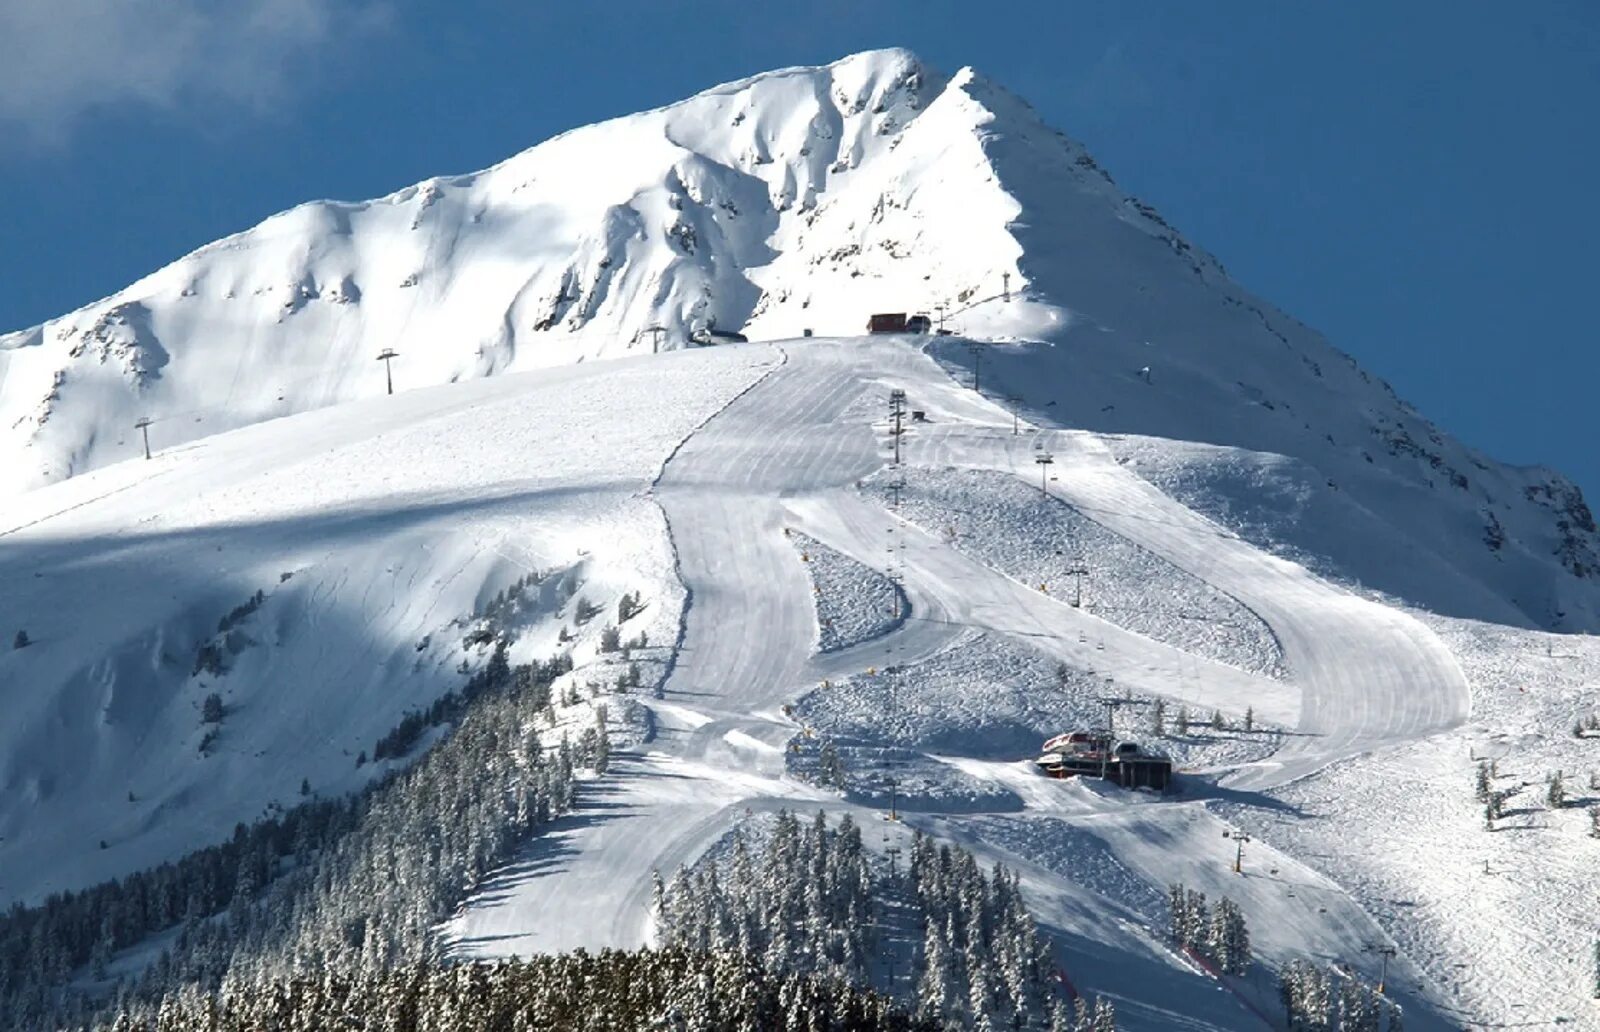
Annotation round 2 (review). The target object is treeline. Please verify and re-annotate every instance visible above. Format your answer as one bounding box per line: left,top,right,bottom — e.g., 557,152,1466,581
80,950,934,1032
1163,884,1402,1030
1280,960,1402,1031
656,810,875,980
657,814,1114,1031
373,644,571,762
0,648,599,1030
1166,883,1251,975
906,830,1095,1031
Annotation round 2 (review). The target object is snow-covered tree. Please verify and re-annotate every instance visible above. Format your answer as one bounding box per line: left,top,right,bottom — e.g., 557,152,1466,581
818,740,845,789
1208,898,1250,975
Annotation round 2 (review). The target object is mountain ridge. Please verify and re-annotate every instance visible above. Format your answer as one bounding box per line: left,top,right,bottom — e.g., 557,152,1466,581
2,47,1597,630
2,52,1595,1028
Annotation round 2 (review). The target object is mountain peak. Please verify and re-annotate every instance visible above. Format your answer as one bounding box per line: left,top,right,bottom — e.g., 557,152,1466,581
1,51,1597,632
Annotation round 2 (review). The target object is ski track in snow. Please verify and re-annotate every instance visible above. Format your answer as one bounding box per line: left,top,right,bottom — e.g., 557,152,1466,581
0,42,1578,1024
445,337,1469,1030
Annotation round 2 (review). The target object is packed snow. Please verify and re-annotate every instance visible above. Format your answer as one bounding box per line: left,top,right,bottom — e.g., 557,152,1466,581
1,45,1592,1031
0,345,775,902
790,530,906,652
868,465,1289,680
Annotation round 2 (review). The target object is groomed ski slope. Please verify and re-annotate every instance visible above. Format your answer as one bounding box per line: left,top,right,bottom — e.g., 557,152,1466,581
0,346,779,902
909,426,1472,789
446,336,1468,1030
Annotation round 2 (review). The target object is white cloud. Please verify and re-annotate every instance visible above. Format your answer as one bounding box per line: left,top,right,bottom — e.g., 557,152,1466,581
0,0,388,148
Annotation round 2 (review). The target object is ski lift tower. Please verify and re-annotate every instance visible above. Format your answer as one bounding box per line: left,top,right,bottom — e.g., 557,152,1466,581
1222,829,1252,874
1005,393,1023,435
637,325,669,353
1362,944,1397,994
133,417,153,460
1035,452,1054,494
888,389,908,465
1061,555,1089,607
1096,689,1147,777
376,348,400,395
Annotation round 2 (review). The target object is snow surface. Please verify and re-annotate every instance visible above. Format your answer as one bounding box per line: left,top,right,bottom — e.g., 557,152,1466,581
3,48,1598,641
791,531,905,652
868,465,1289,680
2,47,1591,1030
437,337,1468,1029
0,345,775,901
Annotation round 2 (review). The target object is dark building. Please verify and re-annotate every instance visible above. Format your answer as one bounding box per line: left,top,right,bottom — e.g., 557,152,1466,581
866,313,933,334
1109,755,1173,791
1035,732,1173,793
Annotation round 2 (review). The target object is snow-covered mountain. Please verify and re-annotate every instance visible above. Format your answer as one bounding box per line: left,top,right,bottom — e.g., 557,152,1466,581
3,50,1597,1029
4,50,1594,631
2,48,1594,632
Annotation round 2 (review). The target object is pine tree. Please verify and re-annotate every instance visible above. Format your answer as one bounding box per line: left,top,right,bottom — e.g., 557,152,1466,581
1175,706,1190,736
201,693,224,724
1243,706,1254,732
1474,760,1492,802
1167,883,1187,944
1229,902,1251,974
1208,898,1250,975
1150,698,1166,736
592,707,610,774
818,741,845,789
1210,709,1225,731
1548,770,1566,808
12,629,29,649
1183,889,1208,951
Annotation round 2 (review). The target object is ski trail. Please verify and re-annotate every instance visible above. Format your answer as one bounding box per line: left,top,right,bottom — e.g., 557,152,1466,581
444,337,1466,1028
910,424,1470,789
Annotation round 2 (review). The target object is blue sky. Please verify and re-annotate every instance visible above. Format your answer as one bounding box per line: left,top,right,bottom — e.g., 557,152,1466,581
4,2,1598,494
